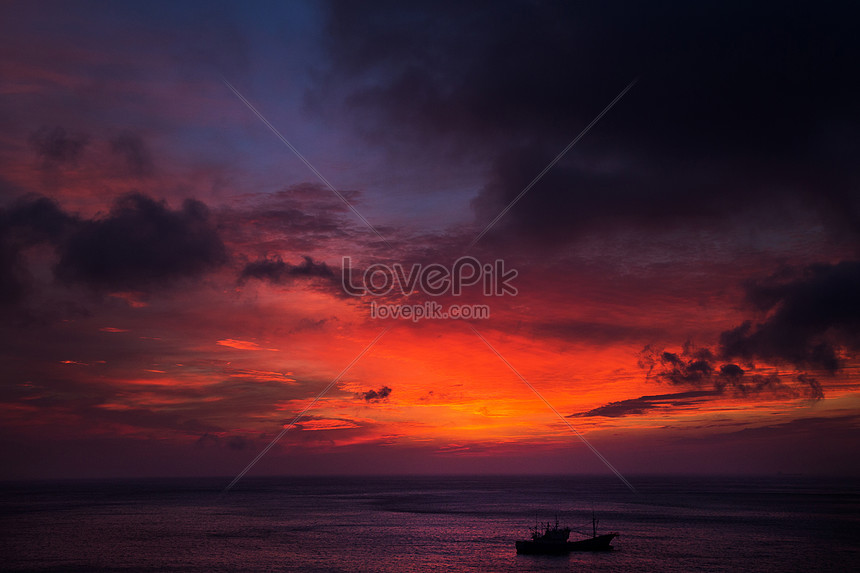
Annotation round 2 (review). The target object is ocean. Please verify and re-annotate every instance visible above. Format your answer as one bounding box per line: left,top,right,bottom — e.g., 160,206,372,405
1,475,858,572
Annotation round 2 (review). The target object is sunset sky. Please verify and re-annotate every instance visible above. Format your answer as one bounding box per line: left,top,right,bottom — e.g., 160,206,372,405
2,1,859,481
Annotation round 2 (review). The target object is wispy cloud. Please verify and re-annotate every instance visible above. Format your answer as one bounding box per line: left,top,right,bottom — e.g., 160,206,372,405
216,339,278,352
572,390,721,418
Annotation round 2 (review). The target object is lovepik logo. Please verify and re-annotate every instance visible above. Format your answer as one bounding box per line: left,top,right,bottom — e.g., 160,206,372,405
342,256,518,297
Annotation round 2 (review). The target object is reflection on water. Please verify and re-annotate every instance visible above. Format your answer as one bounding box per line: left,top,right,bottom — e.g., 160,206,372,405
1,475,858,572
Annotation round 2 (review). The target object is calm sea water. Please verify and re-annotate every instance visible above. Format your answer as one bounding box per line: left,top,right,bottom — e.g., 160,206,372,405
1,475,858,572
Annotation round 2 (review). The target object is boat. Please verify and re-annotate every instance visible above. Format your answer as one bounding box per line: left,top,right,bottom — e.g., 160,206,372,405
515,513,618,554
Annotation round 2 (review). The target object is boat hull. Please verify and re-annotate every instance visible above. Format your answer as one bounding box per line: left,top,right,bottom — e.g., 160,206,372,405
515,533,618,554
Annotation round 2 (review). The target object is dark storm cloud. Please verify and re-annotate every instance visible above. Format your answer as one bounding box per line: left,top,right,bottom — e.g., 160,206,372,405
29,126,90,166
239,255,334,284
110,131,154,177
655,348,715,387
640,343,824,400
572,390,720,418
359,386,392,402
2,193,227,306
797,374,824,401
0,196,75,305
719,261,860,372
0,244,22,305
318,1,860,246
55,192,227,290
2,195,74,243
